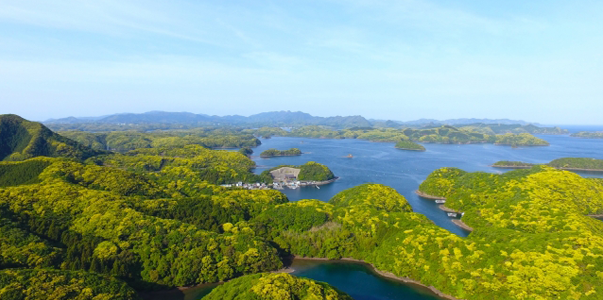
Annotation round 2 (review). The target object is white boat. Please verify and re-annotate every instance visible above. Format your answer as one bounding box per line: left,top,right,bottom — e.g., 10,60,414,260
435,200,446,204
447,213,458,217
316,185,320,189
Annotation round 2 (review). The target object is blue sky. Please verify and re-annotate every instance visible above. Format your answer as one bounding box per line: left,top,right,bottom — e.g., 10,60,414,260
1,1,602,124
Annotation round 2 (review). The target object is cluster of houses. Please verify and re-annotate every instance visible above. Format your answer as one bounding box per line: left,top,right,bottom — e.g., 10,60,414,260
220,182,270,190
219,167,327,190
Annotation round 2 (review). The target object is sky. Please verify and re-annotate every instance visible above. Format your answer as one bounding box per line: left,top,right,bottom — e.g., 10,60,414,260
0,1,602,124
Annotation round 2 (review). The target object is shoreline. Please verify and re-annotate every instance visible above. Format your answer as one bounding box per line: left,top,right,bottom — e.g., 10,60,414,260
313,177,339,186
395,147,426,152
293,256,463,300
451,219,474,232
415,190,446,200
415,192,472,232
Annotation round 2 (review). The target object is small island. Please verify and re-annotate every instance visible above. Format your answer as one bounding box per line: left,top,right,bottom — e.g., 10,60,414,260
395,140,426,151
492,157,603,172
491,161,535,169
571,131,603,139
260,148,302,158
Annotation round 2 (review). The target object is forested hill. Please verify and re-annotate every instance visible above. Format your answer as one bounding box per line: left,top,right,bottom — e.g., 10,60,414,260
254,125,550,147
204,273,353,300
0,114,104,161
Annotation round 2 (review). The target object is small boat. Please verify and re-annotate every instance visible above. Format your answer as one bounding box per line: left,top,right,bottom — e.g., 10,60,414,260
346,154,353,158
447,213,458,217
316,185,320,189
435,200,446,204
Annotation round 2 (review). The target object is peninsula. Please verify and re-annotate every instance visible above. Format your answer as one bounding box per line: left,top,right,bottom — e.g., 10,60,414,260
492,157,603,172
570,131,603,139
259,161,337,189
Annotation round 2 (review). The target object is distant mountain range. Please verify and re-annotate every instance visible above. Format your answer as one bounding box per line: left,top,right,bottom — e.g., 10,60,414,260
45,111,373,128
44,110,541,129
394,118,539,126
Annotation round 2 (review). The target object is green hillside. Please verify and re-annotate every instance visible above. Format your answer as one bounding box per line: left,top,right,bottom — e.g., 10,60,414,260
0,114,104,161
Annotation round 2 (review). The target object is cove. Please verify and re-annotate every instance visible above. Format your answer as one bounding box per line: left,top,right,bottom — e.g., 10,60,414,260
148,259,448,300
290,259,444,300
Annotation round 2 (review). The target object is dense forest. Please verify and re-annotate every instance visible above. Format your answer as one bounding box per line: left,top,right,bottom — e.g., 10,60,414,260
417,166,603,299
1,115,601,300
58,129,260,152
259,148,302,158
493,157,603,171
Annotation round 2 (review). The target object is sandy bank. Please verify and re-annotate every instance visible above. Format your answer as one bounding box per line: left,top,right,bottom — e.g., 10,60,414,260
415,190,446,200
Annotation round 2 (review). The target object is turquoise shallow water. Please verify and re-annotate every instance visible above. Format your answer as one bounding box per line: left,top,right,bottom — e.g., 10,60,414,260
290,260,442,300
155,133,603,300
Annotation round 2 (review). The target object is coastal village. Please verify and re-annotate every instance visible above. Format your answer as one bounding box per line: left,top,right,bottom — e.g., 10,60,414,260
220,166,337,190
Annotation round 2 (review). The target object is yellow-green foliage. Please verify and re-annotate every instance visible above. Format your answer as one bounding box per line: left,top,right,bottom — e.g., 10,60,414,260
204,273,353,300
0,269,139,300
412,166,603,299
330,183,411,213
88,145,261,185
